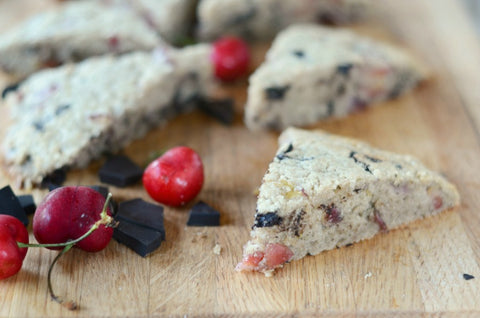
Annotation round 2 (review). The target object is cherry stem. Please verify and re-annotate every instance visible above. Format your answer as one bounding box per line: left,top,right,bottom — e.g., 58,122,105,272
18,193,114,310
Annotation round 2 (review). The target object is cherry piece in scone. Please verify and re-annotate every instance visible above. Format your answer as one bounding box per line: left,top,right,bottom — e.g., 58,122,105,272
143,146,204,207
211,36,250,82
33,186,114,252
0,215,29,280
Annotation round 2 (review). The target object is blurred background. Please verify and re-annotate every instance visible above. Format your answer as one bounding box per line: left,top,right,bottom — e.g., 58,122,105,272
463,0,480,33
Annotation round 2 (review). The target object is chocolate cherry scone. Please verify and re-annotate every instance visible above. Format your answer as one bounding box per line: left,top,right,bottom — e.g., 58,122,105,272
236,128,460,276
1,44,216,188
244,24,428,131
0,0,198,78
196,0,369,41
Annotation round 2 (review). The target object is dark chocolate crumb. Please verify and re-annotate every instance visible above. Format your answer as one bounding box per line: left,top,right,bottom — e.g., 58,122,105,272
98,155,143,187
198,98,235,125
0,185,29,226
254,212,282,228
55,104,71,116
265,85,290,100
463,273,475,280
187,201,220,226
2,82,20,99
32,121,44,132
345,243,354,247
349,151,373,174
290,209,306,236
337,63,353,76
293,50,304,58
365,155,382,163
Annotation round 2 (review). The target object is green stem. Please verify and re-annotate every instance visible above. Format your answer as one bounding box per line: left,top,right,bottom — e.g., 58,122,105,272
48,244,77,310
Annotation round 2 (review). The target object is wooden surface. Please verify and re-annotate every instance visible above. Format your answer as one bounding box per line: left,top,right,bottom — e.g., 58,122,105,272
1,0,480,317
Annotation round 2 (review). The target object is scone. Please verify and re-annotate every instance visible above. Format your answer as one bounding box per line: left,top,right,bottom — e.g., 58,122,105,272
0,0,197,78
196,0,369,41
244,24,428,131
236,128,460,276
1,44,215,188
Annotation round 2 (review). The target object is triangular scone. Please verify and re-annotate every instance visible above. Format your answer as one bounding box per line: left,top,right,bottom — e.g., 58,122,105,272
196,0,369,41
244,24,428,131
0,0,198,78
236,128,460,276
1,44,215,188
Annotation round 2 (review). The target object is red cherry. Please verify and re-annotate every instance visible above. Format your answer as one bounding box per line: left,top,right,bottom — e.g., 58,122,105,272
143,146,204,207
211,36,250,82
0,215,29,280
33,186,113,252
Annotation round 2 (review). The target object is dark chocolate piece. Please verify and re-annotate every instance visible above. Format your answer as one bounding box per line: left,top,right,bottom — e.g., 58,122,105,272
198,98,235,125
17,194,36,215
1,82,20,99
0,186,29,226
98,155,143,187
276,143,294,160
254,212,282,228
265,85,290,100
293,50,304,58
463,273,475,280
116,198,165,238
113,221,163,257
41,168,67,190
337,63,353,76
55,104,71,116
187,201,220,226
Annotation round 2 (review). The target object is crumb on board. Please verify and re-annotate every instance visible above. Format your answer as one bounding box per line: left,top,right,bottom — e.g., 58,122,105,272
364,272,373,279
213,243,222,255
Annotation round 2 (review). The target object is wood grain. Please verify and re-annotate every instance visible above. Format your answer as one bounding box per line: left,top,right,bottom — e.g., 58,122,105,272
0,0,480,317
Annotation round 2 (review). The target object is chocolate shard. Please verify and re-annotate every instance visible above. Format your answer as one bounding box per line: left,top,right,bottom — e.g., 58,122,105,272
98,155,143,187
115,198,165,238
0,185,29,226
198,98,235,125
113,221,163,257
16,194,36,215
187,201,220,226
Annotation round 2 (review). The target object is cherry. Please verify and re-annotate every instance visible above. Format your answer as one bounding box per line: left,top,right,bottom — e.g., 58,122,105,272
143,146,204,207
33,186,114,252
211,36,250,82
0,215,29,280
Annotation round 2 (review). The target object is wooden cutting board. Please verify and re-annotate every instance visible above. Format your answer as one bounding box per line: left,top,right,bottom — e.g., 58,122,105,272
1,0,479,317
